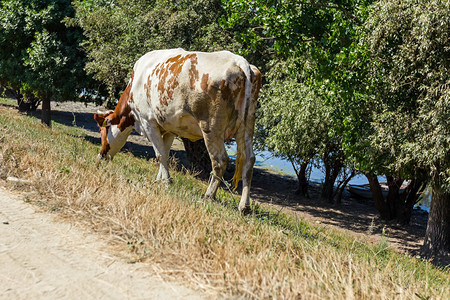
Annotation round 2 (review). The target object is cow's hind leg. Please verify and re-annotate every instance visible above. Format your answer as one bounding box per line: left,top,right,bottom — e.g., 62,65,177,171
203,135,229,200
239,136,256,212
235,107,257,212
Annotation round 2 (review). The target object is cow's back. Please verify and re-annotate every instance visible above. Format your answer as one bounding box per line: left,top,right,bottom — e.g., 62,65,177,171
129,49,253,141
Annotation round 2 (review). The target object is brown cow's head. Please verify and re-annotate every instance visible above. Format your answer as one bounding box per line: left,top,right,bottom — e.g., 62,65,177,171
94,110,135,160
94,110,114,160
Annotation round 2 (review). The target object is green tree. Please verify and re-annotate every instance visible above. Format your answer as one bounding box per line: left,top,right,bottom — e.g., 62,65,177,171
0,0,97,126
256,58,354,202
256,59,326,197
224,0,366,202
361,0,450,254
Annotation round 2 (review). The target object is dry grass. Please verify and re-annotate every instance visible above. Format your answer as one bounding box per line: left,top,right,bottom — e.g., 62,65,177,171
0,101,449,299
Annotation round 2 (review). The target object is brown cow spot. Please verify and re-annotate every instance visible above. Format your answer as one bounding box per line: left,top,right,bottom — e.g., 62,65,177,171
154,54,201,106
152,63,161,77
121,83,133,107
166,54,182,65
157,67,169,95
118,114,135,132
201,73,209,92
127,70,136,105
145,76,152,101
106,82,136,132
188,54,199,90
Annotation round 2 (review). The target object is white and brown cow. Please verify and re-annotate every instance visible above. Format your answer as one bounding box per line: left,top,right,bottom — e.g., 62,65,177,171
94,49,261,211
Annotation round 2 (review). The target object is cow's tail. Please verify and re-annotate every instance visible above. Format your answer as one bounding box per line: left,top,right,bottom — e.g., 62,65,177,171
231,59,252,190
232,120,246,190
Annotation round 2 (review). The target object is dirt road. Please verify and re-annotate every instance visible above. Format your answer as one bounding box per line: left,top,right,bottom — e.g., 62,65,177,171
0,186,204,299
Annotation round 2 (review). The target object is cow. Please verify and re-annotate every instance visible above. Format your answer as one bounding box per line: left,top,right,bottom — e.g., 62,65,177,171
94,49,261,212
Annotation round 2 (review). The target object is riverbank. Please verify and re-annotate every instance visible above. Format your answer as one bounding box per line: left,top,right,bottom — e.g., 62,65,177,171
7,100,436,255
48,100,432,258
1,99,448,298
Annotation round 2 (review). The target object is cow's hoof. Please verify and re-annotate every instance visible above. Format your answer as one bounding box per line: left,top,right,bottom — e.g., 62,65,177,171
153,178,172,185
238,205,251,215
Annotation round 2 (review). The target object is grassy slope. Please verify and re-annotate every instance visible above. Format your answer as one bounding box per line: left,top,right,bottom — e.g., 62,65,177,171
0,98,448,299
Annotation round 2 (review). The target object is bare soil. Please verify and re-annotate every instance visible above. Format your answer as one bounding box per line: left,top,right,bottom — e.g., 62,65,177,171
0,185,205,299
45,101,432,258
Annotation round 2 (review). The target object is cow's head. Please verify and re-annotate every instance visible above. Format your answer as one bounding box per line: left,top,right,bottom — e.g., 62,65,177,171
94,110,132,160
94,110,114,160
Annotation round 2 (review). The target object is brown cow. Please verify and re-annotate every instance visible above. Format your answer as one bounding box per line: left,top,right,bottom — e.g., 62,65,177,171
94,49,261,211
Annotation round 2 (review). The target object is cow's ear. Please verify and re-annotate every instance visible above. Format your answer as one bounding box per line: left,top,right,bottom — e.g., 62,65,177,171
94,111,113,128
94,113,106,127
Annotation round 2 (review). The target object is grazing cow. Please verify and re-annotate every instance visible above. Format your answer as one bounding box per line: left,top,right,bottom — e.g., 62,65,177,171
94,49,261,211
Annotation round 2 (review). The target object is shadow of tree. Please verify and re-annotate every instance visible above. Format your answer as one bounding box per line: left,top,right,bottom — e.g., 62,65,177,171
249,167,431,260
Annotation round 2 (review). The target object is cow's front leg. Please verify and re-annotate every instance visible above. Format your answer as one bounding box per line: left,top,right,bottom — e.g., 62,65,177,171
144,124,174,183
154,132,175,182
203,135,229,200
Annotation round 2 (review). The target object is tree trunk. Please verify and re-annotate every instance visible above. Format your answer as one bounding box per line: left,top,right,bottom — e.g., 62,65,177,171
366,173,391,220
386,176,404,219
367,175,425,224
17,97,29,112
181,138,211,180
334,170,357,204
395,179,425,225
294,161,309,197
423,187,450,255
41,97,51,127
320,159,342,204
17,95,40,112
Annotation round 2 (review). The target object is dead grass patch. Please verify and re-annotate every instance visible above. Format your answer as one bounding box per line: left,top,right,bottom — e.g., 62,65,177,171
0,102,449,299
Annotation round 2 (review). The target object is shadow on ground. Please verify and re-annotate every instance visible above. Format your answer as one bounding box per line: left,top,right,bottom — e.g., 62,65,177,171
249,167,430,257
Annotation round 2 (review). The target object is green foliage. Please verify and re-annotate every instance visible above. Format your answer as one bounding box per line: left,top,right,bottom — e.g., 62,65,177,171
225,1,368,194
221,0,371,70
71,0,240,105
360,0,450,191
255,59,330,169
0,0,97,102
